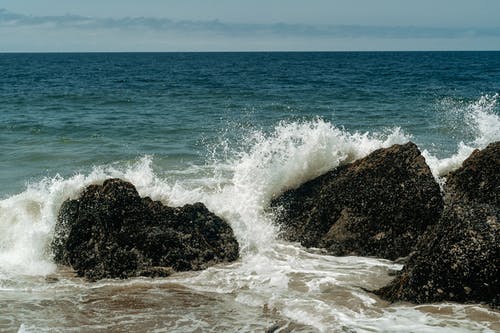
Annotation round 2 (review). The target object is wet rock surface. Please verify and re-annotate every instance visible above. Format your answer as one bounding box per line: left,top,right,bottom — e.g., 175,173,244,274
52,178,239,281
270,142,444,260
376,142,499,307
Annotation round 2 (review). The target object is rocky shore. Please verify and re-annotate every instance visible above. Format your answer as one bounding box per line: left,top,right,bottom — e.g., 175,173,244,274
52,142,498,307
271,141,499,307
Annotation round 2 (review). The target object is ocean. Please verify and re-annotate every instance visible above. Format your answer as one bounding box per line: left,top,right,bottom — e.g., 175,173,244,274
0,52,499,332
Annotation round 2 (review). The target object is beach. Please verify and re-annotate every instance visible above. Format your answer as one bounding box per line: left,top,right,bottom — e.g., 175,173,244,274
1,52,499,332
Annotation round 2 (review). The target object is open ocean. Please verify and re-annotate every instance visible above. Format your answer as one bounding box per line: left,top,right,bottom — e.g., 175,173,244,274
1,52,499,332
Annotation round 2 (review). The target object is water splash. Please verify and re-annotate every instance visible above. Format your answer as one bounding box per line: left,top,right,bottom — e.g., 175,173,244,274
185,119,409,253
423,94,500,178
0,115,498,332
0,157,158,278
0,119,410,276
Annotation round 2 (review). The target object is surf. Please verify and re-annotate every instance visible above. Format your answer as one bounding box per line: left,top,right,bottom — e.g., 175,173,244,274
0,94,499,332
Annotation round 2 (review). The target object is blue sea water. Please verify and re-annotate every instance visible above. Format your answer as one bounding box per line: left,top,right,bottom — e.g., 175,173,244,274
0,52,499,332
1,52,499,196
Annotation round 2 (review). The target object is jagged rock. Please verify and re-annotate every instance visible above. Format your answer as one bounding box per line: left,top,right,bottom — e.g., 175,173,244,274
376,142,499,307
270,142,443,260
52,178,239,281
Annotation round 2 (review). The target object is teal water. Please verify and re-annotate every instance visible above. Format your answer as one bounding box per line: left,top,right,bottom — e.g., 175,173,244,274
2,52,499,196
0,52,499,332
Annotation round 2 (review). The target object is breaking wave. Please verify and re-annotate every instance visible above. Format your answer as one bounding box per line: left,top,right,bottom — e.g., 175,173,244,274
1,95,498,332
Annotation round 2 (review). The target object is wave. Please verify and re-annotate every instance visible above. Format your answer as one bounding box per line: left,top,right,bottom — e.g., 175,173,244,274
1,96,499,332
0,119,411,277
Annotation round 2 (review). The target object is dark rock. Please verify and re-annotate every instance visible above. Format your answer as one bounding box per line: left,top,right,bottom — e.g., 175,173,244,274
270,142,443,260
445,142,499,206
376,142,499,307
52,178,239,281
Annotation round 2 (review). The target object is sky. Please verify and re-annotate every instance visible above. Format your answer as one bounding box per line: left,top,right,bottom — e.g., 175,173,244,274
1,0,499,52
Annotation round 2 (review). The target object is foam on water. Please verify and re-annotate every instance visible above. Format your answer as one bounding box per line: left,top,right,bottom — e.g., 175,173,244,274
200,119,409,252
423,94,500,179
3,92,497,277
0,158,161,279
0,118,410,276
1,112,499,332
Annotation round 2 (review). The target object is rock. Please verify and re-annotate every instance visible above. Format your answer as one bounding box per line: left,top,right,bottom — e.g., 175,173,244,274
376,142,499,307
445,142,499,206
52,178,239,281
270,142,443,260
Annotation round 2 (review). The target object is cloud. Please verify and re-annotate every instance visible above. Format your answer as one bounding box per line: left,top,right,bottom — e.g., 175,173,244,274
1,8,499,39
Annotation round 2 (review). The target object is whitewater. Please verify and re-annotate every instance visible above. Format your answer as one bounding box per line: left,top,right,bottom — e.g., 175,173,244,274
1,94,499,332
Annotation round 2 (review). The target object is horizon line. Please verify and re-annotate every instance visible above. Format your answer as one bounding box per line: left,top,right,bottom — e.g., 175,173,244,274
1,50,500,54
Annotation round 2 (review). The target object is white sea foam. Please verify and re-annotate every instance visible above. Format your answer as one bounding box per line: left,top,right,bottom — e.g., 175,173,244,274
1,115,499,332
0,158,159,278
0,119,409,276
423,94,500,179
200,119,410,252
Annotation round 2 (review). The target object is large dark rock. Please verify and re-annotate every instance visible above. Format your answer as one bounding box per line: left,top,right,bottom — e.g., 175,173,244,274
52,178,239,281
376,142,499,307
270,142,444,260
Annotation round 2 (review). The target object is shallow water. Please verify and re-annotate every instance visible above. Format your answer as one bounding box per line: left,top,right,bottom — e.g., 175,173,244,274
5,247,499,333
0,52,499,332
